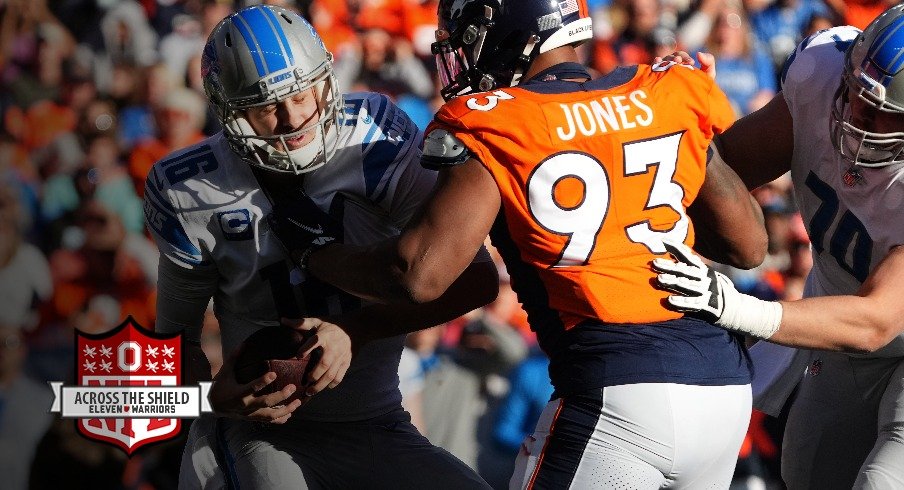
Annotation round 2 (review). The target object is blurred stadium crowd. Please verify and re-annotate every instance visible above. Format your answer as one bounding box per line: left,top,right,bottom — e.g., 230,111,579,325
0,0,896,488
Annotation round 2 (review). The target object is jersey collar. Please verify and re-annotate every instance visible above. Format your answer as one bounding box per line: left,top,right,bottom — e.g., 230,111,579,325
523,62,592,84
519,63,639,94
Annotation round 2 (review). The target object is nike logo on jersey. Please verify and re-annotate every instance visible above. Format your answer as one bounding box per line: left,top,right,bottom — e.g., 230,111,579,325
555,90,654,141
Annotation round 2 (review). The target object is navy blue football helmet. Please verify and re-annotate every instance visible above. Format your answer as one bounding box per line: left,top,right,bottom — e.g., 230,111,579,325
433,0,593,100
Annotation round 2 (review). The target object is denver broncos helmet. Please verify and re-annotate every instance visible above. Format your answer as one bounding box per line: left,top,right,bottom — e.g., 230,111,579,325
433,0,593,100
831,3,904,167
201,5,343,174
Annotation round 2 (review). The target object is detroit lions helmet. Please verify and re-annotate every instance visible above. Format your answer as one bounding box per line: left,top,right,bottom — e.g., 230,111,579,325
201,5,343,174
831,3,904,167
433,0,593,100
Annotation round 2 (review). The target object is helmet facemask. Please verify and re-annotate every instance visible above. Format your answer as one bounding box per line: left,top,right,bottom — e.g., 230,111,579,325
220,61,343,175
433,5,507,101
831,82,904,167
830,4,904,168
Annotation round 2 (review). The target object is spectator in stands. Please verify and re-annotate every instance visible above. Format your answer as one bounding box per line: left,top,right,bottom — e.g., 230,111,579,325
749,0,831,74
592,0,664,73
0,325,54,490
128,86,207,194
492,350,554,475
703,3,776,115
336,27,434,99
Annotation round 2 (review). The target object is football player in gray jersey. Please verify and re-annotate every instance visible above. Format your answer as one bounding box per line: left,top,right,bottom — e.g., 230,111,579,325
653,5,904,488
145,5,494,489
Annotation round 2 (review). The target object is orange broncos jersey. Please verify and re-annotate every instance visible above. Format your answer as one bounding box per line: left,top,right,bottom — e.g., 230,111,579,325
430,63,735,329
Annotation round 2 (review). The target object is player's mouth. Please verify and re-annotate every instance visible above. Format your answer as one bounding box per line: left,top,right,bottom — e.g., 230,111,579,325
284,132,313,149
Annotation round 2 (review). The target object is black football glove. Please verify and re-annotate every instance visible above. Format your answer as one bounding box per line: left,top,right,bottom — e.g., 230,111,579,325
267,190,343,270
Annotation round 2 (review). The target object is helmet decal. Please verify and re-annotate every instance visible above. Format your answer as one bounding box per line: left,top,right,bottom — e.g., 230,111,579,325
866,15,904,78
232,6,295,77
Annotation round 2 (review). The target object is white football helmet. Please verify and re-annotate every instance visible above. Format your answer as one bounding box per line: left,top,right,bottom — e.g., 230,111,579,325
831,4,904,167
201,5,343,174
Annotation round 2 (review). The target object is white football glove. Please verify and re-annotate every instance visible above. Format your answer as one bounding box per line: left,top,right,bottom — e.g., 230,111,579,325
652,240,782,339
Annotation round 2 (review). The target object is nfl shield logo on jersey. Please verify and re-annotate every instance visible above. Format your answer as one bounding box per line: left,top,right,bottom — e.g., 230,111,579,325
843,167,865,186
75,317,182,454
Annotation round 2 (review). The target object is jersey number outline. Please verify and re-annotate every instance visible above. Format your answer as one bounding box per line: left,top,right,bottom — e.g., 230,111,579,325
466,90,514,112
527,132,688,267
154,146,219,188
805,171,873,282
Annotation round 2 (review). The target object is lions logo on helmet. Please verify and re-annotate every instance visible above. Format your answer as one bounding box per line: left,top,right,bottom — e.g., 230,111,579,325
830,3,904,167
201,5,344,174
433,0,592,101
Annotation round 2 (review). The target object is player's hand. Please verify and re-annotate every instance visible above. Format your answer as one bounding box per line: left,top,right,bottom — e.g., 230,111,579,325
281,317,352,395
652,240,728,321
267,189,343,269
651,240,781,339
208,345,303,424
653,51,716,79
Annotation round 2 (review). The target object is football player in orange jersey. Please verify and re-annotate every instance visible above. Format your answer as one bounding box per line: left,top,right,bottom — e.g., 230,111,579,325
271,0,768,487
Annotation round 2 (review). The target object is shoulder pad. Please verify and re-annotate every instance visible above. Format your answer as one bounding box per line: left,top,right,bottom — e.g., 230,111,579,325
421,129,471,170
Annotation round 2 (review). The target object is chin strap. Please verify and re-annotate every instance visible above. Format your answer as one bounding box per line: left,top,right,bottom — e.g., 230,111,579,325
228,115,331,174
510,35,541,87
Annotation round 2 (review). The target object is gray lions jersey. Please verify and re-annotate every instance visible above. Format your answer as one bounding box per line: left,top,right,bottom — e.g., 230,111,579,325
783,27,904,357
144,92,433,421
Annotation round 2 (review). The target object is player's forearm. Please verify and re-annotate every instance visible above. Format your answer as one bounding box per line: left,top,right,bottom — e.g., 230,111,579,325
689,191,766,268
336,260,498,343
308,239,416,304
771,296,901,353
689,145,767,269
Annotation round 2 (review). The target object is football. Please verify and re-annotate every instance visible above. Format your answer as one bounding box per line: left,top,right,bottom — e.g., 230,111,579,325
233,325,322,405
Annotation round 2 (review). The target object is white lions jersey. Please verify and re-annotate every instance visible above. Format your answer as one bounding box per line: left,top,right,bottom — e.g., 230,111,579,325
145,92,433,421
783,27,904,356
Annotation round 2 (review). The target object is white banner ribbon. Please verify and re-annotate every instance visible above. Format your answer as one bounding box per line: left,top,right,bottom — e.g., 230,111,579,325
49,382,215,418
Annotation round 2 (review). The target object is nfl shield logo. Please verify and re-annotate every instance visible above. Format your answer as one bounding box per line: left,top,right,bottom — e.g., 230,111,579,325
76,316,183,455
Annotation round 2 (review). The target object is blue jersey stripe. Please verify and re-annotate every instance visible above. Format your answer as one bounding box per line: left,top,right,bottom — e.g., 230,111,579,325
261,6,294,66
871,16,904,74
160,146,212,168
365,141,405,198
361,95,389,145
144,171,204,263
238,7,289,76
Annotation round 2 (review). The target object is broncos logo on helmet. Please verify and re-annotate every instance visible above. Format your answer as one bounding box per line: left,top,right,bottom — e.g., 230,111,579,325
433,0,592,101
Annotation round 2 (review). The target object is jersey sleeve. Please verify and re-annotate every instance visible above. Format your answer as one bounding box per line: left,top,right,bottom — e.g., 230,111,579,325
705,75,737,136
355,93,436,227
143,164,213,271
144,160,218,337
154,257,216,338
429,101,494,173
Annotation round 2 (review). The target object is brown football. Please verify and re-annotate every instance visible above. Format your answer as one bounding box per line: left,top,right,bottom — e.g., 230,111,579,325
233,325,321,405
